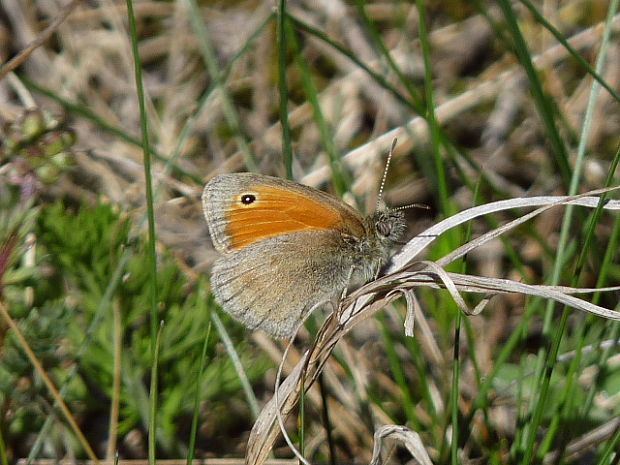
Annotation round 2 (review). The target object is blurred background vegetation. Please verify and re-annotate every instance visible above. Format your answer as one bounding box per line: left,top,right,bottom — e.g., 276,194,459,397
0,0,619,464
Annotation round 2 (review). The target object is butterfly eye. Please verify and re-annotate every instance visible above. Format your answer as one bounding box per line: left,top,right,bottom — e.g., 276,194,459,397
376,220,392,237
240,193,256,205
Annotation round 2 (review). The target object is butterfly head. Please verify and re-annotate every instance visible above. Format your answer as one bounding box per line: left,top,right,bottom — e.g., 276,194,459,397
369,203,407,246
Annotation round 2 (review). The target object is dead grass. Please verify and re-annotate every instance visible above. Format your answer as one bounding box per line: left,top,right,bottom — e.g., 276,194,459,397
0,0,619,463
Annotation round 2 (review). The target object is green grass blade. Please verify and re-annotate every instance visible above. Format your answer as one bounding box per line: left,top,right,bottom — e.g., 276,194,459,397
579,143,620,420
185,0,258,172
352,0,423,108
289,14,422,115
126,0,159,352
19,77,202,185
518,0,620,103
318,373,336,465
187,315,212,464
516,0,619,459
416,0,452,220
450,311,462,465
0,427,7,465
277,0,294,178
287,17,348,196
211,312,260,418
167,13,274,182
496,0,571,185
596,423,620,464
377,314,419,428
148,321,164,465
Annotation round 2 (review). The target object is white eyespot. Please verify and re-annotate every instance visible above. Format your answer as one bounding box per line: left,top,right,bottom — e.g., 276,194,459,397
240,193,256,205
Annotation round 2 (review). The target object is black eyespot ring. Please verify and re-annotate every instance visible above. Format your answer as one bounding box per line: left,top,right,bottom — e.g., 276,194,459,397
240,193,256,205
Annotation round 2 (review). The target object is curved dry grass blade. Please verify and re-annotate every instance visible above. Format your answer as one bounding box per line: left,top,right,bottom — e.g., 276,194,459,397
274,337,312,465
245,351,308,465
390,187,620,272
415,260,474,314
358,270,620,321
370,425,434,465
245,311,353,464
403,290,418,336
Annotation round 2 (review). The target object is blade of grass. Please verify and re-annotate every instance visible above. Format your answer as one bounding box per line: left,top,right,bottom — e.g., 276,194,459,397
581,146,620,424
515,0,619,458
168,13,274,181
518,0,620,103
376,313,420,429
573,143,620,439
277,0,293,179
597,423,620,464
148,321,164,465
539,146,620,461
19,76,203,185
496,0,571,185
210,311,260,418
187,312,212,464
317,373,336,465
351,0,423,108
106,298,122,458
415,0,453,220
286,17,348,196
126,0,159,352
185,0,258,172
0,430,6,465
450,310,462,465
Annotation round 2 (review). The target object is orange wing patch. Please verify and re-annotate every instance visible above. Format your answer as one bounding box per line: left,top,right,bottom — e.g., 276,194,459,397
225,185,351,250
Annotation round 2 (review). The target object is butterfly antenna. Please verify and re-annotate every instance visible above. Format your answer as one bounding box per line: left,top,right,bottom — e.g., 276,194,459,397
395,202,431,212
377,138,398,210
